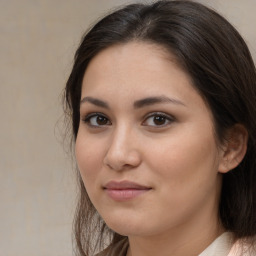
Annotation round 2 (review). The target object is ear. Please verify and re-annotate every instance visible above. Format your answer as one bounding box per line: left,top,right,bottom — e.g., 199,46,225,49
218,124,248,173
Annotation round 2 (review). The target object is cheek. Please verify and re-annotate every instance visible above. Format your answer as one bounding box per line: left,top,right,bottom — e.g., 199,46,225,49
145,128,219,191
141,132,220,225
75,132,104,187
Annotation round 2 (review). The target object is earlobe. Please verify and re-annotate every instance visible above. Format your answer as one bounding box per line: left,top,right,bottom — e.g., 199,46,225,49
218,124,248,173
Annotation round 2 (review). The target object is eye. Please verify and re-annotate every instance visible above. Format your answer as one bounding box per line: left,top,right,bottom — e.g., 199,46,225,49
83,113,111,127
142,112,174,127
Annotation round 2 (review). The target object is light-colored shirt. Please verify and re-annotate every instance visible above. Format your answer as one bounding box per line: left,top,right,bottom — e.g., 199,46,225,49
96,232,254,256
199,232,233,256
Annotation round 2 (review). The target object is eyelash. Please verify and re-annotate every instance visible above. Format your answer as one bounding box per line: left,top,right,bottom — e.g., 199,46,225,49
142,112,174,127
82,112,174,128
82,112,111,128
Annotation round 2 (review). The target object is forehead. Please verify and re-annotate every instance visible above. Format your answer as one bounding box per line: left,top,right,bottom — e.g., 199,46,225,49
81,42,191,97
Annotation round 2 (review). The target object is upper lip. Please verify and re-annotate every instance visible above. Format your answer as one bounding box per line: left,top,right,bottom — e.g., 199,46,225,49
103,180,151,190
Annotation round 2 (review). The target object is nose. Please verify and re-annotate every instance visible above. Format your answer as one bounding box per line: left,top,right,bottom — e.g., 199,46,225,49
103,126,142,171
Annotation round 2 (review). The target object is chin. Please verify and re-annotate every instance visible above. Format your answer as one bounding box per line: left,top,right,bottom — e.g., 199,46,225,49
103,213,148,236
104,215,161,237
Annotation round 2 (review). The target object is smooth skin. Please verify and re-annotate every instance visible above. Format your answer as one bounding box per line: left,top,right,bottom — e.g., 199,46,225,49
75,42,247,256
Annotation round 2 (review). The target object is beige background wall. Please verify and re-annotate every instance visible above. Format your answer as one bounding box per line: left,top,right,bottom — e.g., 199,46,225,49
1,1,255,255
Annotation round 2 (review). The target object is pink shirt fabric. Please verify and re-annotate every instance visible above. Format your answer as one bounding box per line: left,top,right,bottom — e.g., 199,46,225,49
198,232,254,256
96,232,255,256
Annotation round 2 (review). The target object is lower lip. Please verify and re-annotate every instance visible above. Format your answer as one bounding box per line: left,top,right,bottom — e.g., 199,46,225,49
105,189,150,201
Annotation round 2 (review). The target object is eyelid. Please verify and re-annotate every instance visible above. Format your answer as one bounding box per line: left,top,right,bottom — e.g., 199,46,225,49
81,111,174,128
142,112,175,127
82,112,111,127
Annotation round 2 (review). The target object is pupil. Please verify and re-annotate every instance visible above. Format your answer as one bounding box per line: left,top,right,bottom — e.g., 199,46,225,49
97,116,107,125
154,116,166,125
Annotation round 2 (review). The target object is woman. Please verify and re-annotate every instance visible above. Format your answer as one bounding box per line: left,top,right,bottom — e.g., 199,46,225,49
64,1,256,255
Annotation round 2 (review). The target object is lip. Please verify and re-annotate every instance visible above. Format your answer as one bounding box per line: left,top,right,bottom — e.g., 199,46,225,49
103,180,152,201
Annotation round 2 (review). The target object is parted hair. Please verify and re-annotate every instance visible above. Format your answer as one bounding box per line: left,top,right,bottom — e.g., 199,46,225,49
64,1,256,255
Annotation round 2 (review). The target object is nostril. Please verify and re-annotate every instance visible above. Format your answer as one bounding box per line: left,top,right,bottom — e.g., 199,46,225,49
103,150,141,171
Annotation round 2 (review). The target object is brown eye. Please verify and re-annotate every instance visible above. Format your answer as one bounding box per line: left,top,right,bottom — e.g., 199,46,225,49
83,114,111,127
142,113,174,127
96,116,109,125
153,116,167,125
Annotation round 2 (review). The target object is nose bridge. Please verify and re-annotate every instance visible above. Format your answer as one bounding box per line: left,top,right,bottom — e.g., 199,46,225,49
111,123,131,151
104,122,141,170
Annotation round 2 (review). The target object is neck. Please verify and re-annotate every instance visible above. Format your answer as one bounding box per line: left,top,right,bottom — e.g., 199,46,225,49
126,208,224,256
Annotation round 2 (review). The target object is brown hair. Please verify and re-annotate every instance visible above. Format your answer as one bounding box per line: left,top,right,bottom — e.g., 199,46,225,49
64,1,256,255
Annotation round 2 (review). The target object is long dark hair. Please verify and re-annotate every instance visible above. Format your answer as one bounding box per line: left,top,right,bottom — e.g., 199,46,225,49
64,1,256,255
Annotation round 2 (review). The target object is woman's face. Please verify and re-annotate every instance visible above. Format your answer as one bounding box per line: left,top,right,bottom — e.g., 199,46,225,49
76,42,224,238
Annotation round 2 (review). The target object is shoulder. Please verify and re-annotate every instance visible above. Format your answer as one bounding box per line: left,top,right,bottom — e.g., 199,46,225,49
199,232,256,256
228,237,256,256
95,238,129,256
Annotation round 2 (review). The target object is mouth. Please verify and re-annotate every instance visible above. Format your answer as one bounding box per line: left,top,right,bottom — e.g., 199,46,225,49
103,180,152,201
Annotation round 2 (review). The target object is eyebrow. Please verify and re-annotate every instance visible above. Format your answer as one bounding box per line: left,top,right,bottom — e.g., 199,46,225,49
80,96,109,109
134,96,186,108
80,95,186,109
